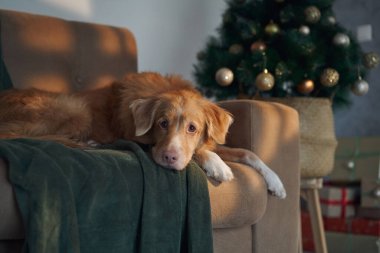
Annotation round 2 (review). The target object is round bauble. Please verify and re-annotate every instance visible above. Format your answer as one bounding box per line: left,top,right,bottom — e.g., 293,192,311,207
333,33,350,47
304,6,321,24
346,160,355,170
265,21,280,36
326,16,336,25
373,187,380,198
215,68,234,86
255,69,275,91
229,44,244,54
363,52,380,69
299,25,310,35
320,68,339,87
351,79,369,96
196,51,206,60
250,41,266,52
297,79,314,94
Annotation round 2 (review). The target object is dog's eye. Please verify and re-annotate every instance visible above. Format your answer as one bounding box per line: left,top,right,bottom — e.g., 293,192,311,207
188,124,197,133
159,120,169,129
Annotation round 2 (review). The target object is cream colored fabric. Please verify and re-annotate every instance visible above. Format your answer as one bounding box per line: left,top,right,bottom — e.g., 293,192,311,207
218,100,301,253
208,162,267,229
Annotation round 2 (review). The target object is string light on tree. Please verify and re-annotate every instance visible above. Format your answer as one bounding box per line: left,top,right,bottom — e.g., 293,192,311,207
215,67,234,86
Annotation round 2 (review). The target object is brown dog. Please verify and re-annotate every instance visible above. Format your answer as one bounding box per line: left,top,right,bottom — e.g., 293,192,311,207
0,72,285,198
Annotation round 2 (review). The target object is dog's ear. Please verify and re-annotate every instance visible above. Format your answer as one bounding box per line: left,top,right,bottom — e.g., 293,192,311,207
204,103,233,145
129,98,160,136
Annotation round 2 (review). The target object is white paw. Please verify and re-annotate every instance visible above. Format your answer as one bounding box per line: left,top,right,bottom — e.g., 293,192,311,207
246,157,286,199
265,172,286,199
203,151,234,182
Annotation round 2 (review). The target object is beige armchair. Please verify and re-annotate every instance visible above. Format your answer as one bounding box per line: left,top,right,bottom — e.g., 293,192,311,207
0,9,300,253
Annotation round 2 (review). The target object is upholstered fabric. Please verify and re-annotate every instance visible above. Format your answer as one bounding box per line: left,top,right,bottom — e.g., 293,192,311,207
0,9,301,253
0,9,137,92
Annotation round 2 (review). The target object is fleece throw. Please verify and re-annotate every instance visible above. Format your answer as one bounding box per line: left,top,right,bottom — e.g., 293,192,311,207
0,139,213,253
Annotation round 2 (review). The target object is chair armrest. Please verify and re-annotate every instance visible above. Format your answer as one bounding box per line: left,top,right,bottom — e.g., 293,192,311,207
217,99,301,252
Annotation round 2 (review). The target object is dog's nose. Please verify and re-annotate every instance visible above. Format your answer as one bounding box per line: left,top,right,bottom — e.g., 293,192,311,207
163,151,178,164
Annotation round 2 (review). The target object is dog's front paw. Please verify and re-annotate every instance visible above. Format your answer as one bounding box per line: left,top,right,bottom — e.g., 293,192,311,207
202,151,234,182
266,173,286,199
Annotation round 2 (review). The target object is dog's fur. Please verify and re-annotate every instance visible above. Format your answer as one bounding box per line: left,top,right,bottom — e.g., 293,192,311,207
0,72,286,198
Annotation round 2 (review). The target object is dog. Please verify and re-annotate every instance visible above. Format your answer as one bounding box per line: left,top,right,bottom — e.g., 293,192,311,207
0,72,286,198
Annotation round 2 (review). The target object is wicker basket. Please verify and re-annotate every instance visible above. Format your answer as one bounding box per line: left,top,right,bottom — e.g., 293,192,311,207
267,97,338,178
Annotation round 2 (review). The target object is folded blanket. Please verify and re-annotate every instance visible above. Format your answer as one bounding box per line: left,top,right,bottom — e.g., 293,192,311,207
0,139,213,253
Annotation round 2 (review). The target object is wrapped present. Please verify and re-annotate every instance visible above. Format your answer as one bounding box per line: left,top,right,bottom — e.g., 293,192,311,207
329,136,380,182
319,185,360,218
323,216,380,236
302,211,380,252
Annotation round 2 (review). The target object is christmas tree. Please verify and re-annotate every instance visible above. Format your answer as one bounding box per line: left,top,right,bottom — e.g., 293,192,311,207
193,0,379,108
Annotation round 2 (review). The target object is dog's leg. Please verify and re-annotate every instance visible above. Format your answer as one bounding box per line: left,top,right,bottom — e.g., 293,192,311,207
215,145,286,199
194,149,234,182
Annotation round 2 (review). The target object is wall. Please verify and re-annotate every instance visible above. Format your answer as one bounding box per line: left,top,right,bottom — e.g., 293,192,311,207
0,0,379,137
332,0,380,137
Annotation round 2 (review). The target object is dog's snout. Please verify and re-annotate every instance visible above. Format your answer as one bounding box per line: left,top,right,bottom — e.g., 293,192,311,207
163,151,178,164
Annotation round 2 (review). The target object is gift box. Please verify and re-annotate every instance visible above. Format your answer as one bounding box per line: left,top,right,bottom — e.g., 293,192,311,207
319,185,360,218
323,216,380,236
329,136,380,182
302,211,380,252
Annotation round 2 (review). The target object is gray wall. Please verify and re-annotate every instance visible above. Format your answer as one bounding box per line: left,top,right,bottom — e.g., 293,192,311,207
333,0,380,137
0,0,379,137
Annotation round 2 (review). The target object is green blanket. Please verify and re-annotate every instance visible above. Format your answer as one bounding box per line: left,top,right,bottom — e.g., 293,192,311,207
0,139,213,253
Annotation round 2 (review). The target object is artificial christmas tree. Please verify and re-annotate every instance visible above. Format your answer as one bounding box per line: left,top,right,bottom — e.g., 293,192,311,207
193,0,379,107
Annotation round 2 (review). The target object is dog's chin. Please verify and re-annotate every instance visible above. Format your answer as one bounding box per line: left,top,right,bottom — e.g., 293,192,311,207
155,160,186,171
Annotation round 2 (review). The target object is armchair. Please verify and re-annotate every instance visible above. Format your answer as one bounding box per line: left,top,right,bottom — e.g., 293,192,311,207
0,9,300,253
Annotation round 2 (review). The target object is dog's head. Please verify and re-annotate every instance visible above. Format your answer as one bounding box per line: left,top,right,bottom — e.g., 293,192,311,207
129,75,233,170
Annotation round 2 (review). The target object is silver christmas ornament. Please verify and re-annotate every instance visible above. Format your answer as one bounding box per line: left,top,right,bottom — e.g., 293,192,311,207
327,16,336,25
299,25,310,35
351,78,369,96
333,33,350,47
215,68,234,86
346,160,355,170
373,187,380,198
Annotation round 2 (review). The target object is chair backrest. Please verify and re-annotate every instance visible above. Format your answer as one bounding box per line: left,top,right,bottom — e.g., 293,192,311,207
0,9,137,93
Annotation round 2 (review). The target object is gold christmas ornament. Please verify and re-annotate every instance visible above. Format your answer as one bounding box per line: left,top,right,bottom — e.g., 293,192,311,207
333,33,350,47
297,79,314,94
351,78,369,96
363,52,380,69
304,6,321,24
250,41,266,52
320,68,339,87
215,68,234,86
265,21,280,36
255,69,275,91
229,44,244,54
